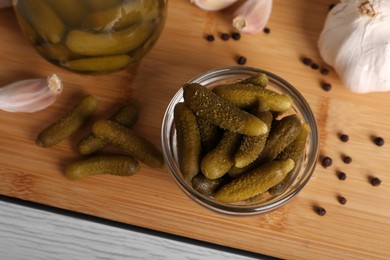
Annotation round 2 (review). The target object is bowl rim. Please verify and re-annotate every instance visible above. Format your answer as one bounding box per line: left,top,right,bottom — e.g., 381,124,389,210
161,66,319,216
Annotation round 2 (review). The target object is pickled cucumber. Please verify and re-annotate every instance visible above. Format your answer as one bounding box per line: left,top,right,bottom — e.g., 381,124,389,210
213,83,293,112
214,159,294,203
240,73,268,87
257,114,301,163
269,123,310,195
234,111,273,168
63,55,133,73
65,155,139,180
192,173,228,196
77,100,140,155
174,102,202,182
81,0,158,32
36,96,98,148
201,131,242,180
66,23,154,56
47,0,88,27
20,0,65,43
92,120,164,168
183,83,267,136
196,117,222,153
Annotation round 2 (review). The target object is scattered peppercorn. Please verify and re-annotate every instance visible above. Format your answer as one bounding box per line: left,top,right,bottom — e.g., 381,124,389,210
343,155,352,164
370,177,381,186
263,27,271,34
321,82,332,91
337,171,347,180
322,156,332,168
315,206,326,216
340,134,349,142
329,3,336,10
320,68,330,75
237,56,247,65
302,57,313,66
221,33,230,41
231,32,241,40
337,196,347,205
311,63,319,70
373,137,384,146
206,34,215,42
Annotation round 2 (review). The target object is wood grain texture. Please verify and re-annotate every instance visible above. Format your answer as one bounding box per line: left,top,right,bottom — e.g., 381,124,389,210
0,1,390,259
0,200,268,260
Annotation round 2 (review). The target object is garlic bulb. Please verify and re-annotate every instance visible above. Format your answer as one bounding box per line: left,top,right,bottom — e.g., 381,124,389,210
233,0,273,34
318,0,390,93
0,74,63,112
190,0,238,11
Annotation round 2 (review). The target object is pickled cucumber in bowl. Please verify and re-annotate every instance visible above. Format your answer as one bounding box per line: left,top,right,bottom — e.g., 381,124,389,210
12,0,168,73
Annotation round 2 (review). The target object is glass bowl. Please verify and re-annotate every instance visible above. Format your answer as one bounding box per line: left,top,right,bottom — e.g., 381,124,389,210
12,0,167,74
161,66,319,216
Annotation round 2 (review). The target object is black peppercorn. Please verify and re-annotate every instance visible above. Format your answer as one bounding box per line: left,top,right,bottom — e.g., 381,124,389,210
206,34,215,42
231,32,241,40
322,156,332,168
311,63,319,70
337,171,346,180
337,196,347,205
315,206,326,216
329,3,336,10
221,33,230,41
320,68,330,75
237,56,247,65
343,155,352,164
373,137,384,146
263,27,271,34
321,82,332,91
340,134,349,142
302,57,312,66
370,177,381,186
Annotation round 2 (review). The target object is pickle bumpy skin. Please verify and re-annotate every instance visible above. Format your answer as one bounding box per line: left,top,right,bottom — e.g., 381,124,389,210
36,96,98,148
214,159,294,203
240,73,269,87
65,155,139,180
92,120,164,168
183,83,268,136
77,100,140,155
234,110,273,168
201,131,242,180
174,102,202,182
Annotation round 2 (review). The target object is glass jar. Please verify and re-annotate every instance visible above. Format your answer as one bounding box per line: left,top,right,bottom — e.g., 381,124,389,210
13,0,168,74
161,66,319,215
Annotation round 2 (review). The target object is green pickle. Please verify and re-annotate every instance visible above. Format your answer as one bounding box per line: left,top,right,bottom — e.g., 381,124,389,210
19,0,65,43
66,23,154,56
65,155,139,180
92,120,164,168
269,123,310,195
77,99,140,155
196,117,222,153
47,0,88,27
240,73,268,87
174,102,202,182
192,173,228,196
257,114,302,164
64,55,133,73
214,159,294,203
183,83,268,136
201,131,242,180
234,110,273,168
213,83,293,112
36,96,98,148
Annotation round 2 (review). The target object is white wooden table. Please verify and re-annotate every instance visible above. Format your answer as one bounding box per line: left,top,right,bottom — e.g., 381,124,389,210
0,197,274,260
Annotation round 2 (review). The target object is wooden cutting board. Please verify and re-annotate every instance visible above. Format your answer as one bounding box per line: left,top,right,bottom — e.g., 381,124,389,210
1,1,389,259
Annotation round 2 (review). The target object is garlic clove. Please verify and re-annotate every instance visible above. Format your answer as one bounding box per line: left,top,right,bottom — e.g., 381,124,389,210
0,74,63,113
232,0,273,34
190,0,239,11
